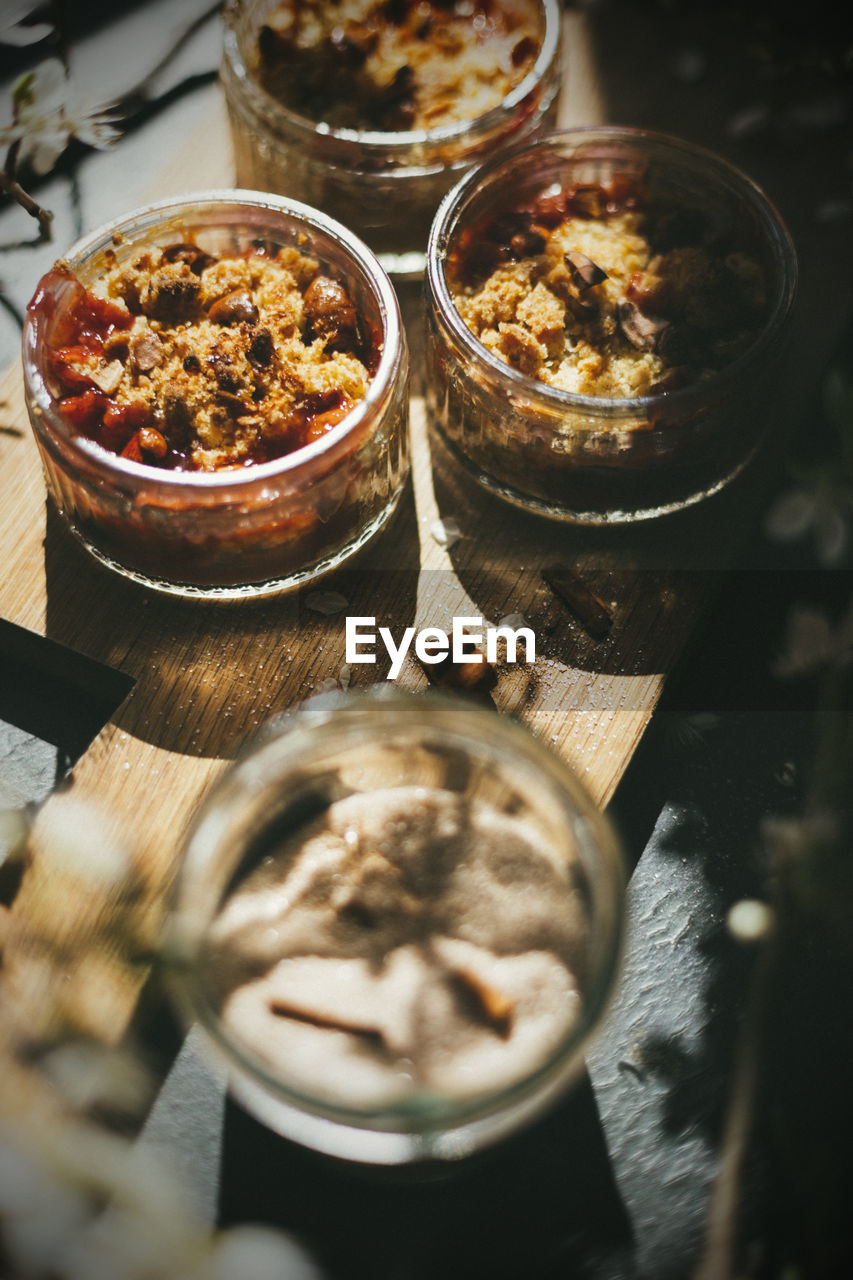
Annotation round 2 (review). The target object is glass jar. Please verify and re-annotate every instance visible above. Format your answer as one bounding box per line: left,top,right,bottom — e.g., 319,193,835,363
22,190,409,600
424,127,798,523
220,0,563,279
166,688,625,1165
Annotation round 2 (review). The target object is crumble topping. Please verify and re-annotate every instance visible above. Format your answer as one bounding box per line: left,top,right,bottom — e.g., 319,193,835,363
204,785,587,1107
42,244,374,471
253,0,544,132
448,185,769,397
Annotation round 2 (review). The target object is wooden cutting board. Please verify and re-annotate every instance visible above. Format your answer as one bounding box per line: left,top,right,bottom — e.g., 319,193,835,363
0,16,810,1043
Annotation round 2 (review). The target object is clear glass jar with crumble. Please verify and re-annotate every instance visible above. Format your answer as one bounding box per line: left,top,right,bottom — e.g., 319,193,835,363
220,0,563,278
166,689,625,1165
425,127,798,523
23,190,409,600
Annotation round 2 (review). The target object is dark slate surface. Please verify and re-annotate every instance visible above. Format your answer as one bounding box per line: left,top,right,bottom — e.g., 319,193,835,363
0,560,819,1278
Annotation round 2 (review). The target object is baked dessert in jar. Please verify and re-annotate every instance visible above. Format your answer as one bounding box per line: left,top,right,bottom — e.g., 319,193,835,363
425,128,797,523
220,0,563,276
168,690,625,1163
252,0,545,132
23,191,409,598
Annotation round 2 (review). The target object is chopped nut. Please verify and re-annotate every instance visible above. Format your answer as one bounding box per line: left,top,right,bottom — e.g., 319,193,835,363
268,998,386,1047
138,425,168,459
208,289,260,327
161,242,216,275
543,568,613,640
144,265,200,321
247,326,275,368
215,389,246,414
88,360,125,395
450,966,514,1038
128,331,163,373
564,250,608,293
617,299,670,351
303,276,359,353
103,330,130,359
420,629,498,695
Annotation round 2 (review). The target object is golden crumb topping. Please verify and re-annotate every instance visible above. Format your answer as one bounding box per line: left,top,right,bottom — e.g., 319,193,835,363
254,0,543,131
448,188,769,397
41,243,375,470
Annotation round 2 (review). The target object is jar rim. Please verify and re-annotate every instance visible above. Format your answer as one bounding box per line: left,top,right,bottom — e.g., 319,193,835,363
221,0,563,153
22,188,405,493
426,124,799,417
165,687,626,1153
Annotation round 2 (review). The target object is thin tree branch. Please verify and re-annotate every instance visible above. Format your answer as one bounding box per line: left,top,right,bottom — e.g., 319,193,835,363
693,933,775,1280
105,0,223,119
1,140,53,241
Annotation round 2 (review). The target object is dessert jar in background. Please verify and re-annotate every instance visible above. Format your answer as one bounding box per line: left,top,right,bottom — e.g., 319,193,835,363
220,0,563,278
424,127,798,523
23,190,409,599
166,689,625,1165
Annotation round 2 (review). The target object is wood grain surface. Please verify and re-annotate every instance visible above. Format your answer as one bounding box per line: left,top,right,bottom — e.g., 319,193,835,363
0,12,840,1042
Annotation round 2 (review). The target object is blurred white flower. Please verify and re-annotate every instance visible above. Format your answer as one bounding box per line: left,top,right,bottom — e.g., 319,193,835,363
764,482,851,566
1,59,121,175
726,103,771,140
0,1130,92,1276
41,1040,154,1118
761,810,841,873
0,3,52,47
726,898,774,943
192,1224,324,1280
430,516,461,549
773,601,853,678
36,795,131,887
62,1206,196,1280
0,805,29,869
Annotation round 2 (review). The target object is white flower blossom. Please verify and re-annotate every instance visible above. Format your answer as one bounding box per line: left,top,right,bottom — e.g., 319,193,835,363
36,795,131,887
0,1132,91,1276
764,482,851,566
726,898,774,943
191,1224,323,1280
0,2,52,47
430,516,461,549
0,805,29,869
761,810,841,865
41,1041,154,1117
773,600,853,678
1,59,121,175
